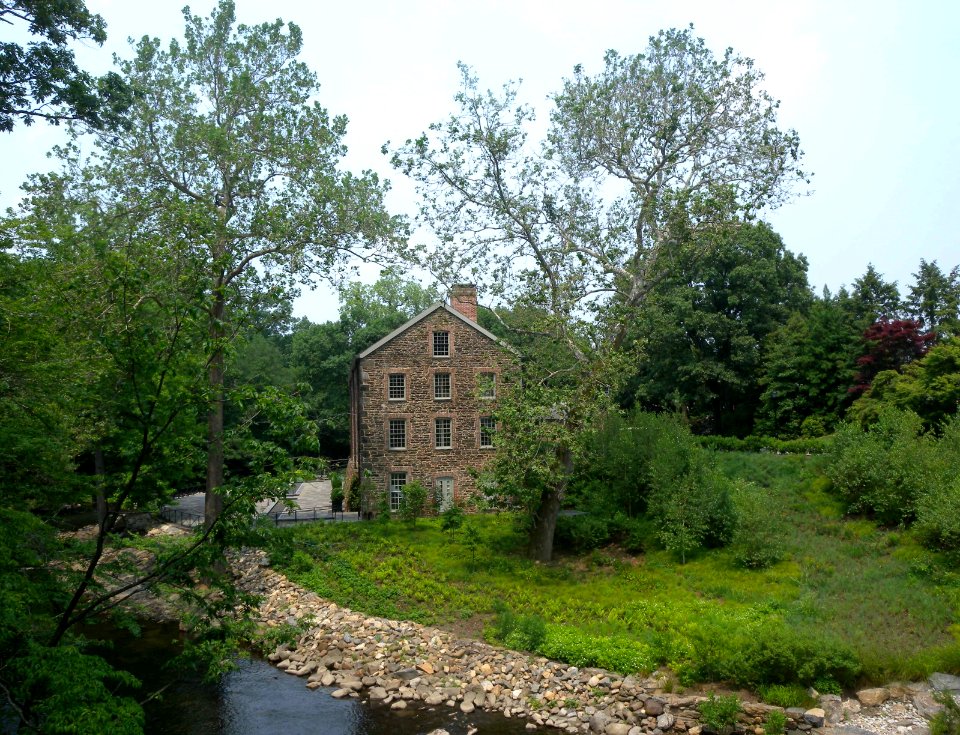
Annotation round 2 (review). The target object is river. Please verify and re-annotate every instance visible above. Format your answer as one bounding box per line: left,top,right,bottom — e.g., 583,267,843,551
91,621,537,735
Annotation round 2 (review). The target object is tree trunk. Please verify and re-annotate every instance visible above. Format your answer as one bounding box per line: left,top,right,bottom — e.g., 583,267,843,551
94,447,107,529
204,290,226,529
528,488,561,562
528,444,573,562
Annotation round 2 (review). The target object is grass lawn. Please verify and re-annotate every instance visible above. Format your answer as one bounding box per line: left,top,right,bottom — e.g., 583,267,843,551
261,452,960,693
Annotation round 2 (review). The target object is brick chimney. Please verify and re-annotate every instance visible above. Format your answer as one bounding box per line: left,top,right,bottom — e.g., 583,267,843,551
449,284,478,322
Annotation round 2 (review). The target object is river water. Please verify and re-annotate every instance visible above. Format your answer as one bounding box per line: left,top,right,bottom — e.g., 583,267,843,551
93,621,536,735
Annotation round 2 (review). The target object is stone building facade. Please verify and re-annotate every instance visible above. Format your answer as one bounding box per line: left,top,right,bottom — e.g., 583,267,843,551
346,285,512,515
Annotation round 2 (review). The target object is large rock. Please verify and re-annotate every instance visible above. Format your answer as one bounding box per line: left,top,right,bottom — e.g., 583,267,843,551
803,708,825,727
856,688,889,707
657,713,675,730
590,712,612,733
930,673,960,694
645,698,665,716
819,695,843,725
913,692,943,719
605,724,633,735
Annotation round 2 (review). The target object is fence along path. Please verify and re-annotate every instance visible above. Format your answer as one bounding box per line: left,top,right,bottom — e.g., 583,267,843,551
160,478,360,527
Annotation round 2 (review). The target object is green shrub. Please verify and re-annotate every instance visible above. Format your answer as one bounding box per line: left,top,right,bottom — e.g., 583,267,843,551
491,600,546,652
537,626,655,673
288,550,314,575
554,514,611,553
505,615,546,652
698,694,741,734
758,683,810,708
764,709,788,735
732,623,860,688
916,477,960,550
398,480,428,526
440,505,465,534
813,677,842,695
698,434,832,454
730,481,785,569
931,689,960,735
827,408,937,524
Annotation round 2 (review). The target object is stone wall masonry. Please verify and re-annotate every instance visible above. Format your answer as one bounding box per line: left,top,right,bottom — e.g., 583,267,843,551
354,308,512,511
232,548,925,735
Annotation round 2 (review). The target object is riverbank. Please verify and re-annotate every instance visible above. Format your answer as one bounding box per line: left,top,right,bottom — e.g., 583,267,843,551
229,547,956,735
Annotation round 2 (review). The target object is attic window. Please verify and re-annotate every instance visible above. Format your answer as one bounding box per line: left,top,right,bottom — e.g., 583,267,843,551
433,331,450,357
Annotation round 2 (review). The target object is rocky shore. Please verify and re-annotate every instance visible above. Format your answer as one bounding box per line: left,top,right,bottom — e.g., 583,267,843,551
229,548,960,735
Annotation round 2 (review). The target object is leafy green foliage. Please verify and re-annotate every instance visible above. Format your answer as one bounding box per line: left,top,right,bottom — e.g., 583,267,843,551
492,600,547,652
827,408,940,524
440,505,465,534
758,684,810,708
398,480,427,527
755,291,863,438
698,694,741,734
764,710,788,735
623,221,811,436
849,340,960,429
698,434,831,454
930,690,960,735
0,0,133,131
730,481,785,569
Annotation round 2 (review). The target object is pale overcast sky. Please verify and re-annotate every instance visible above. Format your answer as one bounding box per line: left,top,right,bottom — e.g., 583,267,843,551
2,0,957,322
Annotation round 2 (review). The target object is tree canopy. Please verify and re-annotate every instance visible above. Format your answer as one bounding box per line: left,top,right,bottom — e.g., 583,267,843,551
32,0,405,525
392,26,808,559
0,0,132,131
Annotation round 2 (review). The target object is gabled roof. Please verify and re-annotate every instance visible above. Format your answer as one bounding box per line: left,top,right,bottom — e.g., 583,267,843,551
356,302,504,360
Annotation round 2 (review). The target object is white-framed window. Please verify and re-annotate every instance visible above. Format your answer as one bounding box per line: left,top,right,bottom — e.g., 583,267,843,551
478,371,496,398
389,472,407,511
480,416,496,448
433,331,450,357
388,373,405,400
434,372,451,400
388,419,406,449
435,417,452,448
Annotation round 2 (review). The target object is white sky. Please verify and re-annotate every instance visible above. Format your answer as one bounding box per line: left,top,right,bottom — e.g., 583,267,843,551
2,0,958,322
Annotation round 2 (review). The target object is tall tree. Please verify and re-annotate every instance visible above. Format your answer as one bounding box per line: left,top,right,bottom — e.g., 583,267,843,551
850,264,902,323
754,290,863,437
848,318,934,398
624,221,811,435
0,0,132,131
59,1,403,526
393,27,807,560
905,259,960,338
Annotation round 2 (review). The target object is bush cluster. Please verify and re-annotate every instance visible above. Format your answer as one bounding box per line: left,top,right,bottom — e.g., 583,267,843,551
569,409,738,563
698,694,741,735
491,600,546,652
828,408,960,549
553,512,651,554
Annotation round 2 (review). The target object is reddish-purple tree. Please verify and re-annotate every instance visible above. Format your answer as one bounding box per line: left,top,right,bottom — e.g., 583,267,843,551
849,319,934,396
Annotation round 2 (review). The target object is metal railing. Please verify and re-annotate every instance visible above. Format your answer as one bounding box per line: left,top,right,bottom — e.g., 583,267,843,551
158,507,206,528
262,505,360,525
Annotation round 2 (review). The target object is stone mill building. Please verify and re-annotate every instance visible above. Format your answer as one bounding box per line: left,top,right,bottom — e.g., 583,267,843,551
346,285,512,515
